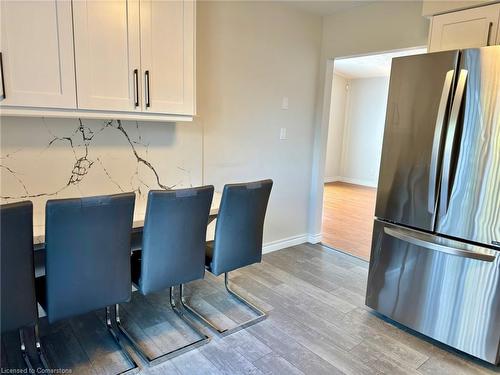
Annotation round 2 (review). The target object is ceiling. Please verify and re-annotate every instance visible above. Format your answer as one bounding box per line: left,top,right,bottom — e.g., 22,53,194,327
284,1,375,15
333,48,427,79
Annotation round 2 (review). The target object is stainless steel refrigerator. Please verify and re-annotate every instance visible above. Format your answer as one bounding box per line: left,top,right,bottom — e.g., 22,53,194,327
365,46,500,365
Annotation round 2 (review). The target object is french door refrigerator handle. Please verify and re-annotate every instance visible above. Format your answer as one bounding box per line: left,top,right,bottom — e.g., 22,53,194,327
384,226,496,262
428,70,455,214
440,69,468,216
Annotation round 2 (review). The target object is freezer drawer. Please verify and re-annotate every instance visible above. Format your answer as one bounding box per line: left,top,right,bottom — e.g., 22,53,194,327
366,219,500,364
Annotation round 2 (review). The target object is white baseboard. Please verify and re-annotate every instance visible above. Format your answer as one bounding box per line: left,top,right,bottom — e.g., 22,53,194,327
325,176,377,188
324,176,341,183
339,176,377,187
262,234,308,254
307,232,322,244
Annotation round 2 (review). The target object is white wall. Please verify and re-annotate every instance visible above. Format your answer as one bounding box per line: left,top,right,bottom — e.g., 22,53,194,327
324,73,347,181
320,2,429,60
340,77,389,187
309,1,429,239
195,1,322,246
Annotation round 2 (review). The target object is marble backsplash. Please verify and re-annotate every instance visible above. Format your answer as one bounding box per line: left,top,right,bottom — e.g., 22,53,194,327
0,116,203,226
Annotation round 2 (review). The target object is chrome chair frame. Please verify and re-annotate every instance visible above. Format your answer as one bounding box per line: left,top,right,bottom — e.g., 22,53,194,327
114,287,209,366
13,324,49,370
18,328,33,370
180,272,266,337
104,307,140,375
33,324,49,369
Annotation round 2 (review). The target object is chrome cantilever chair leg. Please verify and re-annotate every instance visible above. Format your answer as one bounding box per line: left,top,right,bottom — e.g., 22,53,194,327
34,324,49,369
105,307,139,375
19,328,33,370
180,272,267,337
114,287,210,366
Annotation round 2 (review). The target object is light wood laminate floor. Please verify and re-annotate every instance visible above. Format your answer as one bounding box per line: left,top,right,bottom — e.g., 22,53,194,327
2,244,498,374
322,182,377,261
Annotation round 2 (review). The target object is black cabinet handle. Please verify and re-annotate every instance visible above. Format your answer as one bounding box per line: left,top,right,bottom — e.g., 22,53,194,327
133,69,139,107
145,70,150,108
486,22,493,46
0,53,5,100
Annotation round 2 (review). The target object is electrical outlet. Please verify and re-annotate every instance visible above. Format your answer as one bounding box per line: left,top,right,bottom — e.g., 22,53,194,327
280,128,287,140
281,97,289,110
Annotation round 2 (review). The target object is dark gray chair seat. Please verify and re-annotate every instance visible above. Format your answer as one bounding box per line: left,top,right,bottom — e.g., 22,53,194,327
34,277,47,313
181,179,273,336
115,186,214,366
37,193,138,375
130,231,143,252
130,250,142,287
205,240,215,266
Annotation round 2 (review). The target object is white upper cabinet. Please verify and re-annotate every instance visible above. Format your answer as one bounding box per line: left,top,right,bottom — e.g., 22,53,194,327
73,0,141,111
497,10,500,43
140,0,195,115
0,0,76,108
0,0,195,120
428,4,500,52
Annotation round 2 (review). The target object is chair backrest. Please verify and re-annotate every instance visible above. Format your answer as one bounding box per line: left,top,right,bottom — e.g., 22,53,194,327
210,179,273,276
1,201,37,333
44,193,135,323
139,186,214,295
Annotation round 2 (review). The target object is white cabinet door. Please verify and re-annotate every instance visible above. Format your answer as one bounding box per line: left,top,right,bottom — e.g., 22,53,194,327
428,4,500,52
140,0,195,115
497,7,500,44
73,0,141,111
0,0,76,108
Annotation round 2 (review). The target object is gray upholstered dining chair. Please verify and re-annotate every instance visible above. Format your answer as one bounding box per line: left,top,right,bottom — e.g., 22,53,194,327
115,186,214,366
35,193,138,374
181,179,273,336
1,201,48,370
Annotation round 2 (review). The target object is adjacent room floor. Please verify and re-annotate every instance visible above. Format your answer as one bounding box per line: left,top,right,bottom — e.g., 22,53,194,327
322,182,377,261
2,244,497,374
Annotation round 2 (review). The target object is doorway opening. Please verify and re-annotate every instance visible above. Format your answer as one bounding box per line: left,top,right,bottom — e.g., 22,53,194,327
321,47,426,261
